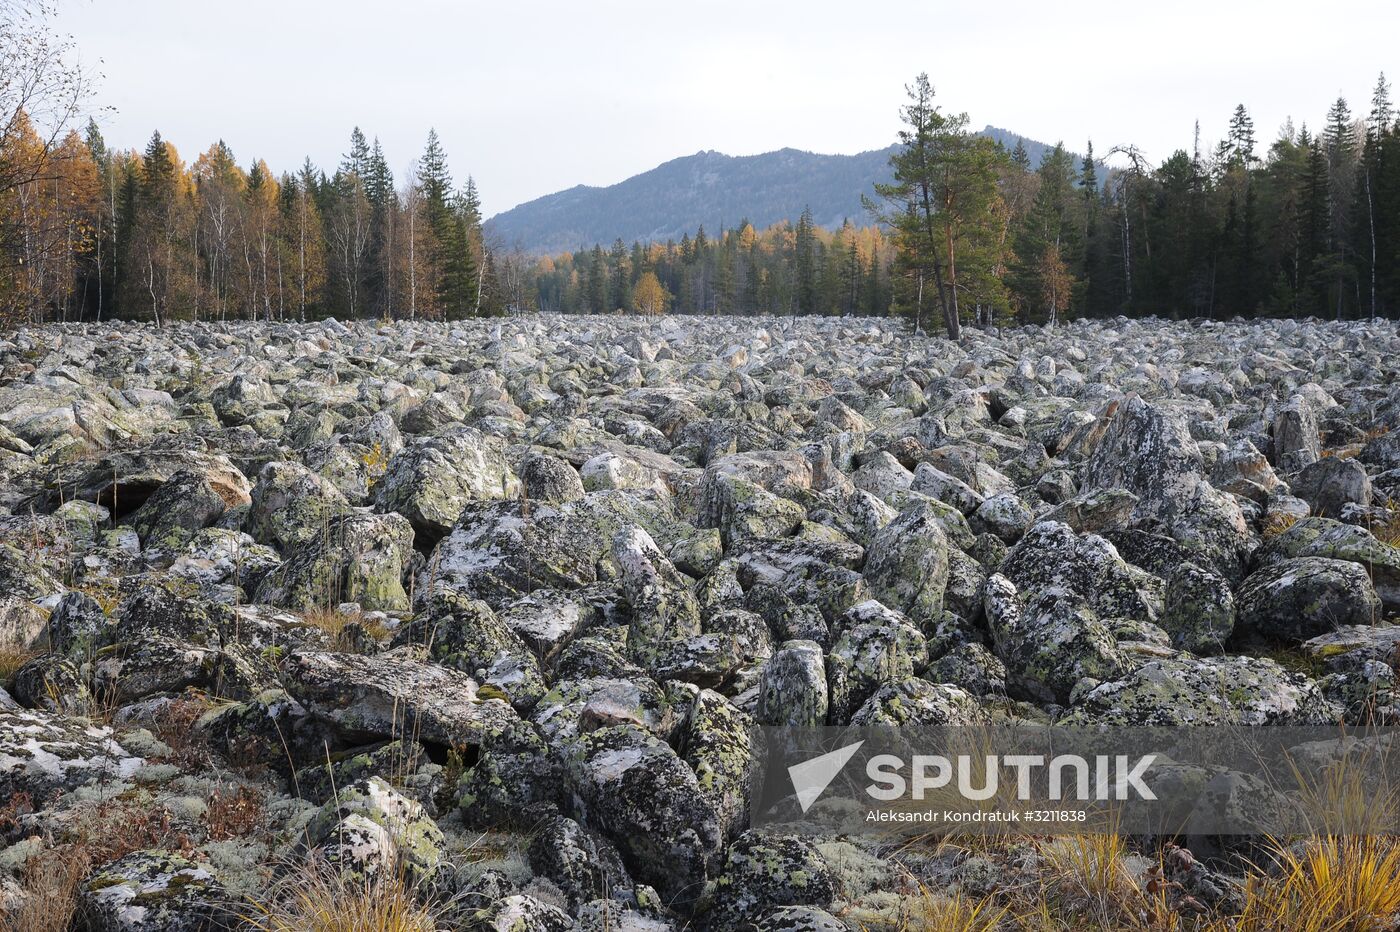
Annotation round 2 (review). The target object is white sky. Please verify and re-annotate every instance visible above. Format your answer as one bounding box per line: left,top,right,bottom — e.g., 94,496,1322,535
58,0,1397,218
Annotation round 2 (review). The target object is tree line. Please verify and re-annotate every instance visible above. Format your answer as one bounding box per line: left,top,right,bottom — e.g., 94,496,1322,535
1,3,529,325
1,118,532,324
867,72,1400,335
5,0,1396,330
530,71,1400,332
529,216,896,317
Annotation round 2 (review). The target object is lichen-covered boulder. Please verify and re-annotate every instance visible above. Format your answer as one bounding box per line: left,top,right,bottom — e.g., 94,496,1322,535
999,521,1163,623
678,688,753,842
1271,393,1321,468
11,653,89,713
254,510,414,612
971,492,1035,544
561,724,722,911
1082,395,1251,580
458,715,564,825
756,906,848,931
395,591,546,712
983,573,1130,705
699,472,805,547
281,646,519,748
375,427,520,540
1289,455,1372,517
825,601,928,723
303,776,444,885
860,501,949,631
1236,557,1381,643
1210,438,1286,503
246,459,350,552
1,706,143,799
849,677,983,726
1063,655,1341,725
910,463,984,516
126,468,227,554
700,831,837,931
518,450,587,503
531,675,674,745
615,526,702,666
425,493,690,610
1158,562,1235,653
528,813,635,912
470,895,577,931
757,640,828,728
78,850,234,932
1256,517,1400,611
925,641,1008,697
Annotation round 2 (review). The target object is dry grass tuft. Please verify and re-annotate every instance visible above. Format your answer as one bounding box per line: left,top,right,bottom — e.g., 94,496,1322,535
0,644,37,683
0,849,87,932
1261,511,1300,537
77,800,195,866
1220,835,1400,932
868,886,1008,932
242,859,445,932
302,606,389,651
150,694,216,769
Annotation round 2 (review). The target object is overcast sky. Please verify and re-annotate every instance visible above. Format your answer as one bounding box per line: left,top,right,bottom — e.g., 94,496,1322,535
58,0,1396,218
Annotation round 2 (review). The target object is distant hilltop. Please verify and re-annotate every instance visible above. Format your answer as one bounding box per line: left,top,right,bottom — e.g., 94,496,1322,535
485,127,1092,255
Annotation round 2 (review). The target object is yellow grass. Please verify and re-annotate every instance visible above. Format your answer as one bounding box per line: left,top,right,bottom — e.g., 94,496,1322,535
242,861,443,932
1220,836,1400,932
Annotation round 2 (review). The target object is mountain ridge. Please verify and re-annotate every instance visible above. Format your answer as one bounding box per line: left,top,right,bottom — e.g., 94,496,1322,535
485,127,1086,255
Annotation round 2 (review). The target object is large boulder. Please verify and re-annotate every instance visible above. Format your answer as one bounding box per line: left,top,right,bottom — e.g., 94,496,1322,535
254,510,414,612
1,706,143,800
1289,455,1372,517
825,601,928,723
1256,517,1400,611
126,468,227,553
1082,396,1251,580
302,776,444,885
375,427,521,540
1235,557,1381,643
860,501,950,631
78,850,235,931
700,832,837,930
615,526,703,666
561,724,722,911
983,572,1130,705
1065,655,1341,725
246,459,350,552
395,591,545,712
1271,394,1321,468
757,640,828,727
281,647,519,748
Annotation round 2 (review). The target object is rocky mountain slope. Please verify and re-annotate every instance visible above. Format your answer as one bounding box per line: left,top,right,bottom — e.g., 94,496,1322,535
1,314,1399,928
485,128,1085,254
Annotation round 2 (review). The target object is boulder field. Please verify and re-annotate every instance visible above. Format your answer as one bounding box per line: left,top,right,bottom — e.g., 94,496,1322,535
1,313,1399,928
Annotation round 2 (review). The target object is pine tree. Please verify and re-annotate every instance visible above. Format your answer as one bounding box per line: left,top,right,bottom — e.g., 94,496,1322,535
1228,104,1257,166
794,206,817,315
417,129,471,318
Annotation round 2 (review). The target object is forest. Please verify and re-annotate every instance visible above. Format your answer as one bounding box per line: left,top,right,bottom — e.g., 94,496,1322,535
2,0,1399,328
533,73,1400,331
